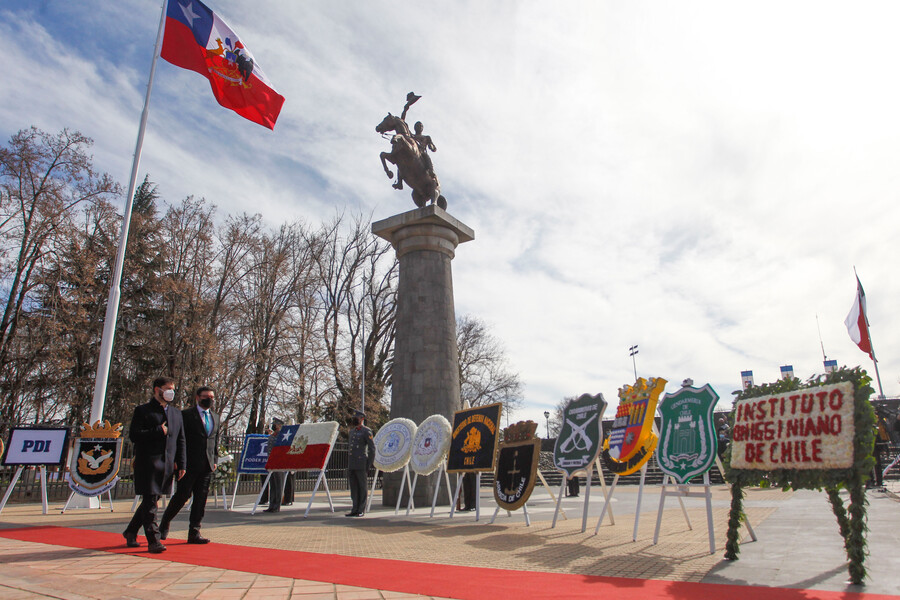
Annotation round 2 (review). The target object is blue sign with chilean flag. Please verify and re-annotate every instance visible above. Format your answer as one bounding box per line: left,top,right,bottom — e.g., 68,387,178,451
237,434,270,475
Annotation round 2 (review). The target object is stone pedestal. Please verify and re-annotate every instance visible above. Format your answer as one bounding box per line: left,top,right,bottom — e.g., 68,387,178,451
372,206,474,507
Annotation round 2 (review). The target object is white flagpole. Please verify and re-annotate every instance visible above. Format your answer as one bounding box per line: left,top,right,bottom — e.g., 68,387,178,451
861,294,886,401
89,1,168,425
854,268,885,400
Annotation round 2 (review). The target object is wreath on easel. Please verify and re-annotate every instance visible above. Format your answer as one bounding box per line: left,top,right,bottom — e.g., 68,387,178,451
723,366,876,585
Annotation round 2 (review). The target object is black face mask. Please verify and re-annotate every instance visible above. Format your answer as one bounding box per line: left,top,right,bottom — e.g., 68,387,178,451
199,397,213,409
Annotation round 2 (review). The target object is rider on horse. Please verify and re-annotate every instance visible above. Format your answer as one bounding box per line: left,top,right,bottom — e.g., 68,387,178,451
391,93,437,190
377,93,446,209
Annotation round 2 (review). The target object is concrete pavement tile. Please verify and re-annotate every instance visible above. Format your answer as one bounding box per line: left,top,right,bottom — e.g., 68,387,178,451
165,583,211,591
204,582,250,589
196,592,246,600
161,590,203,598
334,592,385,600
252,580,295,588
291,583,335,593
243,592,292,600
174,573,223,584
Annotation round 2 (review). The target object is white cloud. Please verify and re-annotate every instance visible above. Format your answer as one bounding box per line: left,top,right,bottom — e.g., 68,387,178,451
3,0,899,428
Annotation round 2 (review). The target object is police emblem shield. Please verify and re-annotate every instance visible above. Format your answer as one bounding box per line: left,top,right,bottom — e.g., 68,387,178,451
602,377,666,476
656,383,719,483
553,393,607,478
493,421,541,511
66,421,124,496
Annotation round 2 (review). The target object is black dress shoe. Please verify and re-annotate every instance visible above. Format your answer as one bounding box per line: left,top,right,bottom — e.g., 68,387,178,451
263,507,280,513
353,512,364,518
345,511,358,517
158,523,169,541
187,533,210,544
122,530,139,548
148,541,167,554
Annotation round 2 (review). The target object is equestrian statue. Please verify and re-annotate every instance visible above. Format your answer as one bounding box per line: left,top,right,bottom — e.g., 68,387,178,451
376,92,447,209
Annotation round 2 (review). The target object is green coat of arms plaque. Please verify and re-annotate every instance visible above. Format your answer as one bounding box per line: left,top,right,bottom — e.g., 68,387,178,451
655,383,719,484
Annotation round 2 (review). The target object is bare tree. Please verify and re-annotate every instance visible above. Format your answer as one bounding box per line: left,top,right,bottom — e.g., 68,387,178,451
240,222,318,433
204,213,261,436
312,215,396,430
34,198,121,425
456,314,524,417
156,196,218,387
0,128,414,437
0,127,118,428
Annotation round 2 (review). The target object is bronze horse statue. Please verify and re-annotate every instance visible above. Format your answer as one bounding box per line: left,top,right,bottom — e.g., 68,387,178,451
376,113,447,209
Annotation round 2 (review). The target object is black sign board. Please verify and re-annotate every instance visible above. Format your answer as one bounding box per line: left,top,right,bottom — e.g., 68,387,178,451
494,437,541,510
447,403,502,473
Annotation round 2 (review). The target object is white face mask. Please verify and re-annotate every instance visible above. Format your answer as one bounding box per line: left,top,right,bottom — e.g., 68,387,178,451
162,389,175,402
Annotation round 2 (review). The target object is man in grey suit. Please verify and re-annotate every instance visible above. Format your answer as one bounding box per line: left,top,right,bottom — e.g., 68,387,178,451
124,376,186,554
159,386,219,544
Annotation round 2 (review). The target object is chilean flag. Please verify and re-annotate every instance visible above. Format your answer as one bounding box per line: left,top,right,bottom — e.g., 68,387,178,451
844,275,874,360
161,0,285,129
265,422,339,471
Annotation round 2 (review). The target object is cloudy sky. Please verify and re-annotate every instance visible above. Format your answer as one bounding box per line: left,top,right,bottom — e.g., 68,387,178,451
3,1,898,430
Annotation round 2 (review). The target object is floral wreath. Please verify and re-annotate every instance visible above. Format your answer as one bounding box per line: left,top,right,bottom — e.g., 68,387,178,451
410,414,452,475
212,447,235,485
373,418,417,472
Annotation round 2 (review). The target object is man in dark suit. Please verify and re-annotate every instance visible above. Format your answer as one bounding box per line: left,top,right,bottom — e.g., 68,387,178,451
159,386,219,544
124,376,186,554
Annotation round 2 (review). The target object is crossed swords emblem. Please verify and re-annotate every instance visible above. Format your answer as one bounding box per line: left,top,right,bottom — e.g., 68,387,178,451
559,413,597,453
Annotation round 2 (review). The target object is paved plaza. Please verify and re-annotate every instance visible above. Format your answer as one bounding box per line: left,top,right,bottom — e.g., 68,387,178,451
0,482,898,599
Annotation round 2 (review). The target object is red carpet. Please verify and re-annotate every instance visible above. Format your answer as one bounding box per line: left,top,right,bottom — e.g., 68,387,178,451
0,526,895,600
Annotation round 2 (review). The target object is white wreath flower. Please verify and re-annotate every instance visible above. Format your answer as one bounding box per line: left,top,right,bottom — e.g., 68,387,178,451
410,414,452,475
373,418,417,472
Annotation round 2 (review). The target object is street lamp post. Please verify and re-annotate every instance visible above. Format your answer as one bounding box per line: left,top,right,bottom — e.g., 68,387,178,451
629,344,639,380
361,276,367,415
544,411,550,439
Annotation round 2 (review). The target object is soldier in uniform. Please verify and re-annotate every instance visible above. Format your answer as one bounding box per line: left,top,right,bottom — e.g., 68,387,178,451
263,418,285,512
346,410,375,517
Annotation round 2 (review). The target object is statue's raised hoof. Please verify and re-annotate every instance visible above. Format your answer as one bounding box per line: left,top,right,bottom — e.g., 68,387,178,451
437,195,447,210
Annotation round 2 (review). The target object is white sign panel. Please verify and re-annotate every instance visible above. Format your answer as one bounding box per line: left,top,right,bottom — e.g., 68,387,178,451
2,428,70,466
